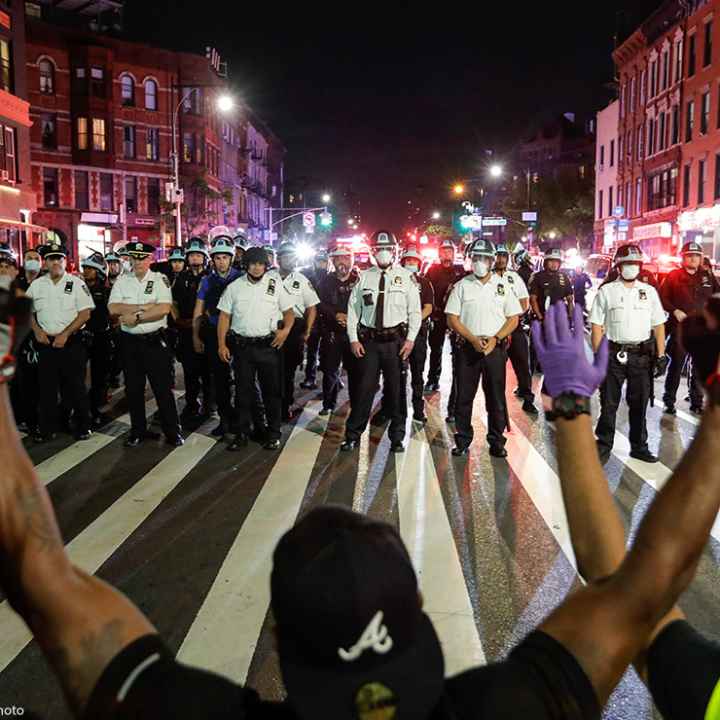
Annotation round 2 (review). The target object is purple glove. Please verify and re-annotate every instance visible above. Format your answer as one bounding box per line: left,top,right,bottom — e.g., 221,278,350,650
531,303,608,398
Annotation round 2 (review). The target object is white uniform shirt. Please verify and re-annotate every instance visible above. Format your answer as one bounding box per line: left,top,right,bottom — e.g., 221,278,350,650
347,265,422,343
108,270,173,335
589,279,667,343
494,269,529,301
268,269,320,319
445,273,522,337
26,272,95,335
217,273,294,337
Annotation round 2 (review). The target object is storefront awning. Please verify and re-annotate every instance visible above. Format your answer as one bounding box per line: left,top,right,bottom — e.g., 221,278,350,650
0,217,49,234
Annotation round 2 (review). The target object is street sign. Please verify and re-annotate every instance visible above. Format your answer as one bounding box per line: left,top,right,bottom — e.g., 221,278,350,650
522,211,538,222
482,217,507,227
460,214,482,230
303,212,316,229
614,206,625,218
618,219,630,231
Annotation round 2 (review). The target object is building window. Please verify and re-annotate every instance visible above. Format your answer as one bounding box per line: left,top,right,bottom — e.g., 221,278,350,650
90,67,105,98
640,68,647,105
599,144,605,166
38,58,55,95
76,117,88,150
43,167,58,206
626,130,632,158
625,181,631,212
648,167,678,210
701,91,711,134
146,127,160,161
41,114,57,149
183,133,194,163
671,105,680,145
698,159,706,204
683,164,691,206
610,139,615,167
123,125,136,158
144,80,157,110
675,40,684,82
686,100,695,142
0,40,11,93
0,126,16,182
648,118,655,156
704,20,713,67
147,177,160,215
608,186,613,217
650,59,658,97
598,189,603,218
620,83,625,117
637,124,644,160
121,75,135,106
74,170,89,210
658,112,667,151
92,118,106,151
100,173,114,211
125,176,137,213
630,75,636,110
636,177,642,215
661,48,670,90
715,154,720,200
688,33,697,77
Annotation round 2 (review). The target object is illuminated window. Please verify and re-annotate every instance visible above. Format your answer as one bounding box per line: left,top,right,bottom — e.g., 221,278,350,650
92,118,106,151
144,80,157,110
39,58,55,94
76,117,88,150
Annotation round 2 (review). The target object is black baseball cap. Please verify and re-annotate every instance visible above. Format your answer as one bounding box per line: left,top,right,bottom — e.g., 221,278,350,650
271,506,445,720
126,241,156,258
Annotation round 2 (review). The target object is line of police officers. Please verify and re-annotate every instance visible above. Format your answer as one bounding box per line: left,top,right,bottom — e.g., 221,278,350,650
2,227,714,460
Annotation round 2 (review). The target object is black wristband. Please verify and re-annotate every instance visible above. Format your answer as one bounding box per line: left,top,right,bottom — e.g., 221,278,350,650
545,392,591,422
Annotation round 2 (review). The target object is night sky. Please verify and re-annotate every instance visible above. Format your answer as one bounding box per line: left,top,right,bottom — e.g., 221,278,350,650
125,0,664,230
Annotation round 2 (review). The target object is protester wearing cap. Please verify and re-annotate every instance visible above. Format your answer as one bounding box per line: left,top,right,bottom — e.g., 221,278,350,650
316,244,360,415
394,246,434,423
660,240,719,415
528,247,574,321
341,231,421,453
494,244,538,415
424,238,465,392
300,248,329,389
81,253,113,427
108,241,183,448
194,235,243,438
445,238,521,457
26,242,95,442
590,243,667,464
172,238,212,421
217,245,295,451
269,242,320,421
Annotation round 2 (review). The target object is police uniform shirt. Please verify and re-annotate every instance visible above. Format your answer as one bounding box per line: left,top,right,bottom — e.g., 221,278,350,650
495,270,529,302
445,273,522,337
347,266,422,343
108,270,173,335
172,269,208,320
217,273,294,337
26,272,95,335
660,267,720,316
197,268,242,327
529,270,573,309
589,280,667,343
268,269,320,320
413,273,435,310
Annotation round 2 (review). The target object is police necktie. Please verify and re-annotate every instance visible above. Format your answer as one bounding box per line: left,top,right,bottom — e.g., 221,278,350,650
376,271,386,329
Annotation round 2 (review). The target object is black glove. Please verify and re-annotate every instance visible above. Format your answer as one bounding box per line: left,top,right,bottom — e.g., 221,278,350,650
680,296,720,404
654,355,669,378
0,277,32,384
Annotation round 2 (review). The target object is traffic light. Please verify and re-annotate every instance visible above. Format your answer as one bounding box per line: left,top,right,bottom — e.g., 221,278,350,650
320,211,333,228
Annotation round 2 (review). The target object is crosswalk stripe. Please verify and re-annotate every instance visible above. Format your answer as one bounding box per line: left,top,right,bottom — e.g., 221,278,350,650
177,403,329,683
0,430,216,673
396,428,486,675
36,432,118,486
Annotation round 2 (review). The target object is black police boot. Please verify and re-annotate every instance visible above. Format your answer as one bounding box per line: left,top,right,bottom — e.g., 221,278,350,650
371,412,388,426
211,422,227,437
165,434,184,448
300,380,318,390
390,440,405,453
630,447,659,464
340,438,359,452
445,413,456,424
664,403,677,415
522,399,539,415
263,439,281,451
91,412,111,429
690,404,704,415
413,412,427,424
451,444,469,456
489,444,508,458
319,406,334,416
228,433,249,451
33,431,56,444
75,429,92,441
596,441,611,465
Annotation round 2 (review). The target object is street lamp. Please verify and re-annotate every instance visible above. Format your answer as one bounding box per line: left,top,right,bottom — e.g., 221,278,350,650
431,211,441,220
171,89,234,246
322,193,332,204
549,231,557,240
453,183,465,196
489,164,503,179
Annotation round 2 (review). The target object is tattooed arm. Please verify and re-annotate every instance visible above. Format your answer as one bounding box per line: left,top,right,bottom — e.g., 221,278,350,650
0,384,155,717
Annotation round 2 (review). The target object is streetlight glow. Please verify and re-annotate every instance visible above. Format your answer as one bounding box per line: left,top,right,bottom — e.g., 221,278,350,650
322,193,331,204
549,231,557,240
453,183,465,196
432,211,441,220
216,95,235,113
489,164,503,178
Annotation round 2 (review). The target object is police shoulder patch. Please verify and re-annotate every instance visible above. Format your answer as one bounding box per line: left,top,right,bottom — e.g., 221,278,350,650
507,275,514,284
81,283,91,296
393,275,403,285
292,280,301,290
162,275,171,288
64,281,74,294
638,289,647,300
145,281,155,294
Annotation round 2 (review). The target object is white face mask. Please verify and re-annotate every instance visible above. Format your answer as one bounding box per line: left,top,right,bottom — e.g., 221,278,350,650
404,263,419,274
472,259,489,278
375,249,393,267
621,264,640,281
24,259,41,273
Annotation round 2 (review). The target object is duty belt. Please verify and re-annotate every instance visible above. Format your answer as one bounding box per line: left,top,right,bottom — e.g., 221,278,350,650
231,332,274,347
123,330,164,341
609,339,653,354
358,324,407,342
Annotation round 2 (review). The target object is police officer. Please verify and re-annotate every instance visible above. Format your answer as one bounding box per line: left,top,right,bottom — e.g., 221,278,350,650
590,243,668,465
399,247,434,423
0,245,19,287
167,247,186,282
173,237,212,420
424,239,465,391
513,248,534,287
445,239,522,458
270,242,320,420
194,236,243,438
494,244,537,415
263,244,277,270
217,246,295,451
232,232,247,273
317,245,360,415
105,251,122,286
572,263,593,312
300,248,329,390
341,231,421,453
108,240,183,447
82,252,112,427
661,240,720,415
118,247,133,276
26,242,95,442
529,247,574,320
602,248,658,288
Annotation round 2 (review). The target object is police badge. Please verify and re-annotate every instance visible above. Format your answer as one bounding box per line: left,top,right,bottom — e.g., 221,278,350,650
497,284,505,296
